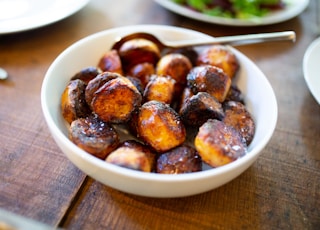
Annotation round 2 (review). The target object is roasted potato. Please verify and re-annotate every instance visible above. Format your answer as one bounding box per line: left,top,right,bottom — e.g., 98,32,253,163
179,92,224,127
143,75,176,104
126,76,144,95
127,62,155,88
187,65,231,103
69,115,119,159
106,140,156,172
197,45,239,79
156,53,192,95
156,145,202,174
61,79,91,124
169,47,198,66
98,49,123,75
91,76,142,123
178,87,194,111
223,101,255,146
119,38,161,73
194,119,246,167
71,66,101,84
136,100,186,152
85,71,121,107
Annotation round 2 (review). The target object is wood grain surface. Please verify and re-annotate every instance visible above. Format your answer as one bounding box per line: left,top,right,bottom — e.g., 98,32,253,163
0,0,319,229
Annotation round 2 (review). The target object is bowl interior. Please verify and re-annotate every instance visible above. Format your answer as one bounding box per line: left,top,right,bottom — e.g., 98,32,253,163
41,25,277,197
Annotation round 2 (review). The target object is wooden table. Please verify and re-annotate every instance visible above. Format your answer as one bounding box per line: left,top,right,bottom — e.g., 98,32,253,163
0,0,319,229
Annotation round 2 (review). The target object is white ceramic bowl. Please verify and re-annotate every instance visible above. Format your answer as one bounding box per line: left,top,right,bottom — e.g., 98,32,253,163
41,25,277,198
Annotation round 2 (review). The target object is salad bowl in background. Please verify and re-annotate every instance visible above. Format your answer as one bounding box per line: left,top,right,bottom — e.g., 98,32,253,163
41,25,277,198
155,0,309,26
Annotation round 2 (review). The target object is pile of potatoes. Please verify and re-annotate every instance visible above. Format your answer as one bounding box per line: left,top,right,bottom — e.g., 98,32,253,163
61,37,255,174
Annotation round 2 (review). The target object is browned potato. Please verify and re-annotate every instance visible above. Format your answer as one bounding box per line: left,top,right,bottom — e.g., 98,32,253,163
61,79,91,124
179,92,224,127
169,47,198,66
143,75,176,104
71,66,101,84
91,76,142,123
69,115,119,159
194,119,246,167
106,140,156,172
126,76,144,95
187,65,231,103
127,62,155,88
197,45,239,79
156,53,192,95
223,101,255,146
85,72,122,108
119,38,161,73
178,87,194,111
136,100,186,152
98,49,123,75
156,145,202,174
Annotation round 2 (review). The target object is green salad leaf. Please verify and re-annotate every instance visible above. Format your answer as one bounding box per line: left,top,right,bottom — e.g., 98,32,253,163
172,0,284,19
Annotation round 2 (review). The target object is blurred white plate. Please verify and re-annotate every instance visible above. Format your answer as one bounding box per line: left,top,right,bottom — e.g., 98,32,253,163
303,37,320,104
155,0,309,26
0,0,90,34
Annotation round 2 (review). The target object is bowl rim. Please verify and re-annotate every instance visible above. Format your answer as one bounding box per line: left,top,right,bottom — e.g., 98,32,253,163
41,24,278,184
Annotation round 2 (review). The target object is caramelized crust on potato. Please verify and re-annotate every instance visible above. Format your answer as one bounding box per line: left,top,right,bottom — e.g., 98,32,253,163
85,72,121,107
156,53,192,95
126,76,144,95
98,49,123,75
143,75,176,104
223,101,255,145
179,92,224,127
127,62,155,88
61,79,91,124
156,145,202,174
69,115,119,159
194,119,246,167
169,47,198,66
136,100,186,152
91,76,142,123
71,66,101,84
197,45,239,79
106,140,156,172
119,38,161,72
187,65,231,103
178,87,194,111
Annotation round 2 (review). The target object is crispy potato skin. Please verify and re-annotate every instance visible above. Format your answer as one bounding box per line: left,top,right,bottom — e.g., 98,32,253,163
126,76,144,95
85,72,122,107
197,45,239,79
106,140,156,172
223,101,255,146
98,49,123,75
136,100,186,152
156,53,192,95
69,115,119,159
194,119,246,167
91,76,142,123
156,145,202,174
187,65,231,103
169,47,199,66
143,75,176,104
127,62,155,88
119,38,160,73
61,79,91,124
71,66,101,84
179,92,224,127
